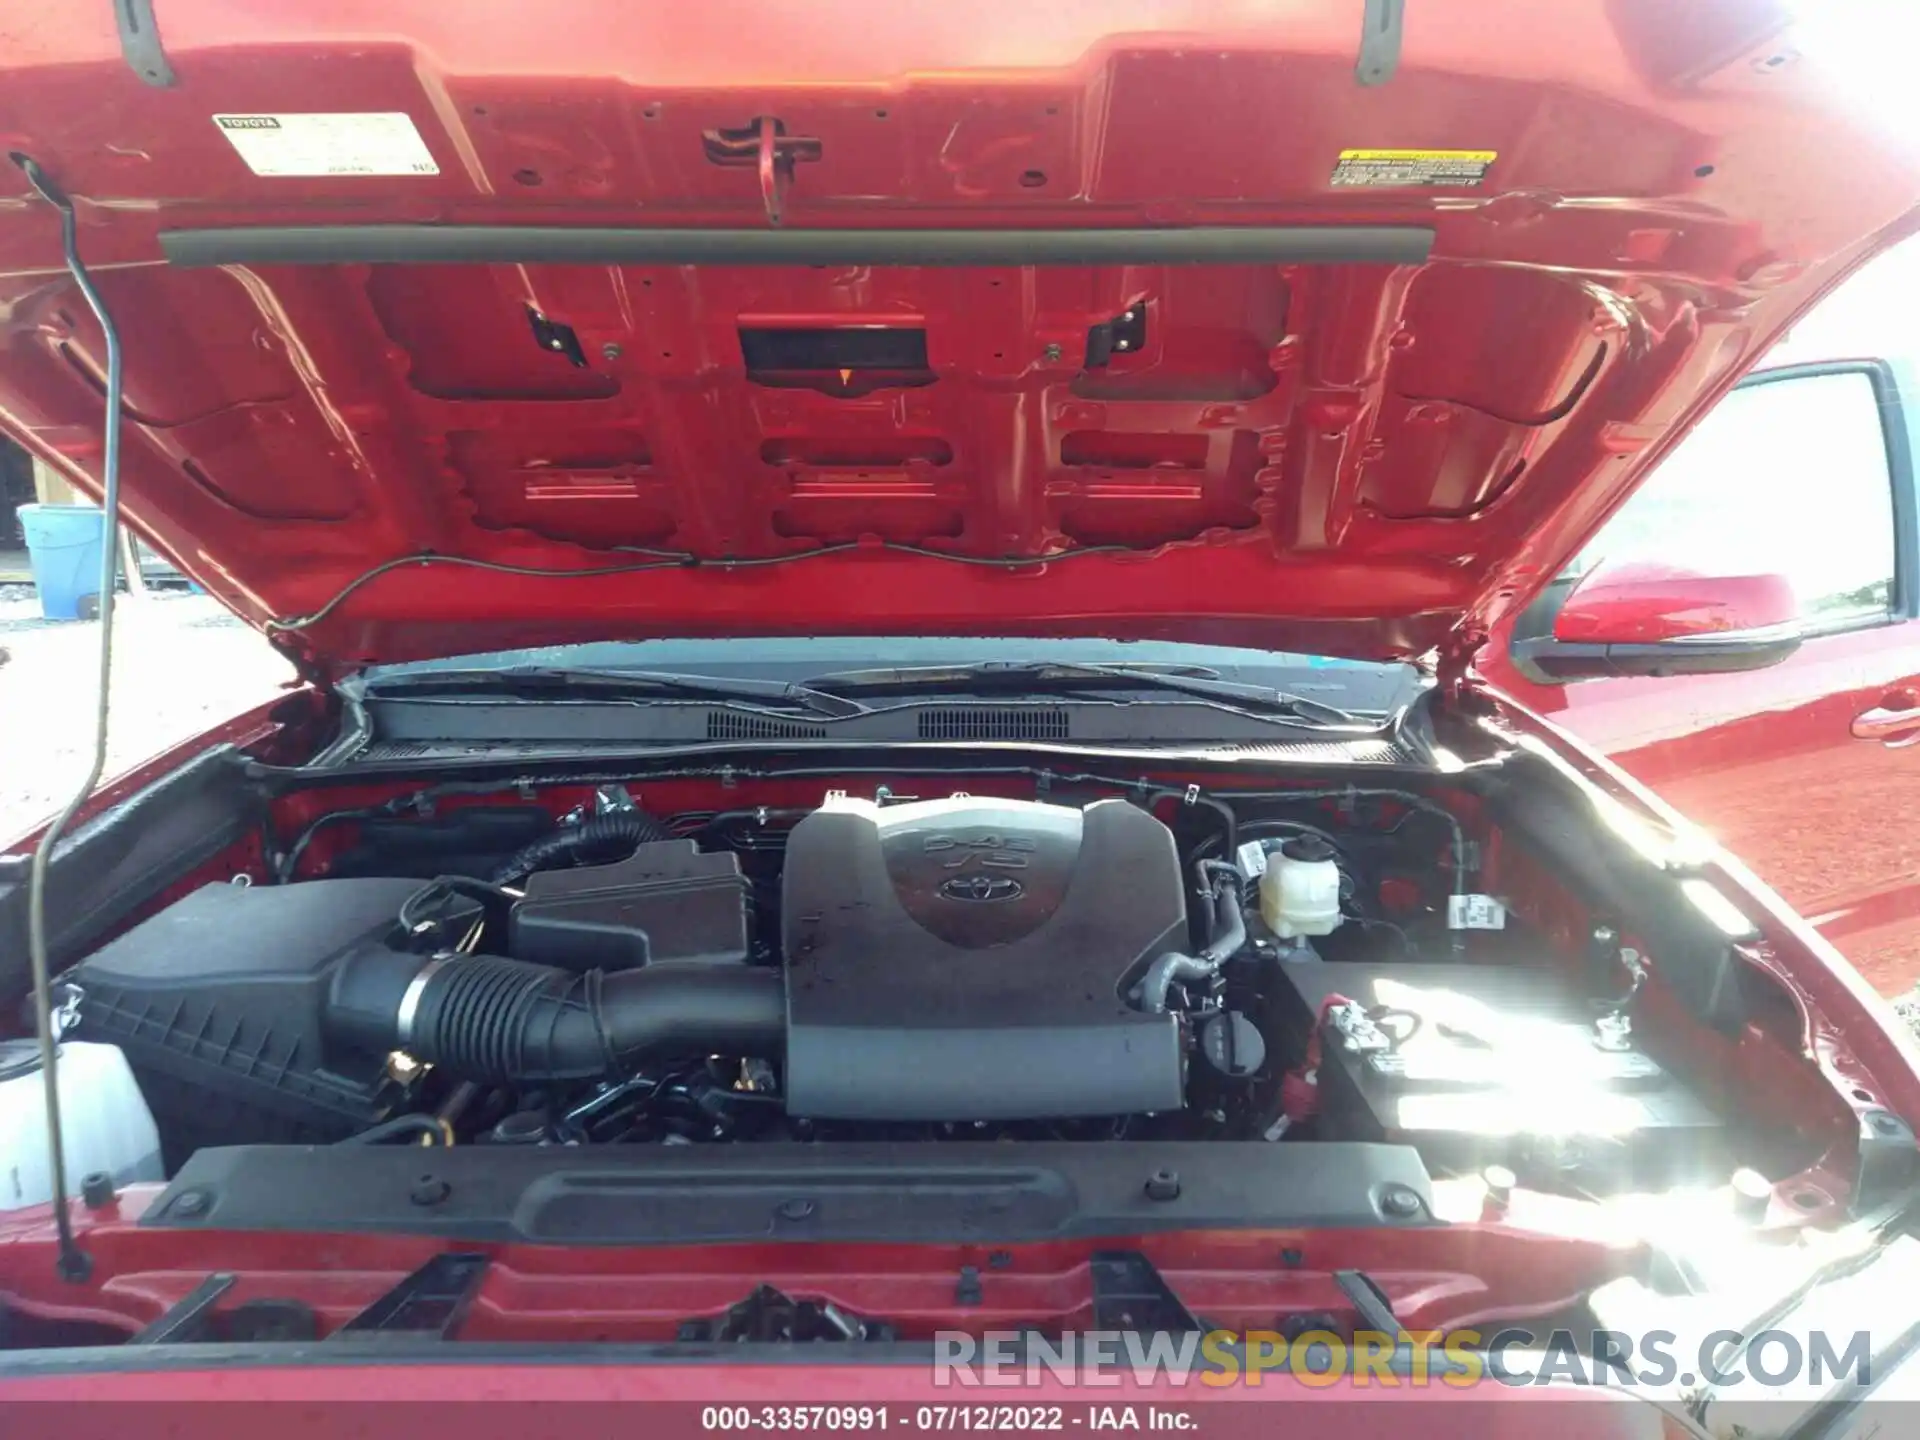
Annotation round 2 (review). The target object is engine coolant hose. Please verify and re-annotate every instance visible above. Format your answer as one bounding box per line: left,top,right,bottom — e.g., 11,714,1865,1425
327,948,786,1081
1136,860,1248,1014
490,810,675,885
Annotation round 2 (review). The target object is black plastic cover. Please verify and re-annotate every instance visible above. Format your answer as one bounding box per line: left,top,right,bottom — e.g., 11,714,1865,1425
509,839,751,971
324,805,554,881
781,796,1187,1120
0,743,260,997
63,878,421,1162
146,1140,1437,1243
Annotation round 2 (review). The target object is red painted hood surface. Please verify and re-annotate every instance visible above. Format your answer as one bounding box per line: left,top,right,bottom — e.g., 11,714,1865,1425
0,1,1916,679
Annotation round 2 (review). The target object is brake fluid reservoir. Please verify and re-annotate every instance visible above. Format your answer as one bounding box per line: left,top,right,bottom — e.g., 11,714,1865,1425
0,1039,162,1210
1258,836,1343,938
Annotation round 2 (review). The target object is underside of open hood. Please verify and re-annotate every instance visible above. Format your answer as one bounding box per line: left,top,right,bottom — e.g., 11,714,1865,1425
0,0,1914,679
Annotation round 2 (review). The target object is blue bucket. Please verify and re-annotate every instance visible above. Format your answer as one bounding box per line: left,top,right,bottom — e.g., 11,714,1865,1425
17,503,106,620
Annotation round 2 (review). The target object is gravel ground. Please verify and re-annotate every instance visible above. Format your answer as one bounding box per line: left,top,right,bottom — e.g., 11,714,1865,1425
0,585,293,840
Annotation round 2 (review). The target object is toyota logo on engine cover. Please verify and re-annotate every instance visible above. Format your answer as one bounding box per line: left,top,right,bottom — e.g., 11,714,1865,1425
939,874,1025,903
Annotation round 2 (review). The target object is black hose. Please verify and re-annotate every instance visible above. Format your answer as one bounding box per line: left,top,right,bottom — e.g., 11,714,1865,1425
490,810,674,884
1137,864,1248,1013
1195,861,1247,965
397,874,521,937
337,1113,451,1146
1148,787,1238,859
327,949,786,1082
275,804,386,884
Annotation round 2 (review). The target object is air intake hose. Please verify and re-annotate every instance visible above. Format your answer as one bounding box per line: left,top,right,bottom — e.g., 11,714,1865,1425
327,949,786,1082
490,809,675,885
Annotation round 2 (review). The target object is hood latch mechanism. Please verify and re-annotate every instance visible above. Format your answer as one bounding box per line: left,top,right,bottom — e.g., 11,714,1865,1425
703,116,824,227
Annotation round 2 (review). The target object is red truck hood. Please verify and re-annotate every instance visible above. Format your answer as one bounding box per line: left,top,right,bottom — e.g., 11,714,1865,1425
0,1,1915,679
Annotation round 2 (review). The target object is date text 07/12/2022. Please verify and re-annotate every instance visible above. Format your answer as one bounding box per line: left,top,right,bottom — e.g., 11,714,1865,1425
701,1407,1193,1432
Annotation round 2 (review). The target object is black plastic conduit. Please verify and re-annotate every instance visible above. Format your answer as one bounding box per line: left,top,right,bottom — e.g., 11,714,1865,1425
489,810,675,885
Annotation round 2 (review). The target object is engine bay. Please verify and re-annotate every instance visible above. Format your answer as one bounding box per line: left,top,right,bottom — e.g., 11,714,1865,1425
42,765,1804,1210
5,740,1917,1362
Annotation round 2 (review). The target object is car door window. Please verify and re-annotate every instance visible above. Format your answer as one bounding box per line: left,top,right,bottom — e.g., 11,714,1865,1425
1566,368,1898,632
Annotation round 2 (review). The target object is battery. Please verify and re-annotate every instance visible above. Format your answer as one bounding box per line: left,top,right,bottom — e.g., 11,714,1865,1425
1275,960,1722,1184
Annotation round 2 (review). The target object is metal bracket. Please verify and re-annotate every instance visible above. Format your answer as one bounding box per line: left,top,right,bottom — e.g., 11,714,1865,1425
1332,1269,1400,1334
1851,1109,1919,1214
331,1252,489,1341
115,0,177,87
678,1284,894,1343
129,1273,236,1345
594,783,637,815
527,307,588,368
1327,1000,1392,1057
702,117,824,227
955,1265,983,1307
50,985,81,1040
1084,304,1147,369
1088,1251,1202,1333
1356,0,1405,87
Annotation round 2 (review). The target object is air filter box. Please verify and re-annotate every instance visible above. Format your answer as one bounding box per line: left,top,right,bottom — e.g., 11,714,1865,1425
60,878,421,1165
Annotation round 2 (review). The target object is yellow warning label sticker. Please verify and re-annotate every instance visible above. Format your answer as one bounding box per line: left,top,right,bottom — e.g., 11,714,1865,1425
1332,149,1496,187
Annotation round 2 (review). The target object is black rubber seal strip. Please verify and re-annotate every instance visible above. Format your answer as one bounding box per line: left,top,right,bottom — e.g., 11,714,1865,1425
115,0,177,87
159,224,1434,268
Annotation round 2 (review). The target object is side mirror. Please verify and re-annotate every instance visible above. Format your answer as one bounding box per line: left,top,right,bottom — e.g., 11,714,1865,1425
1512,561,1802,681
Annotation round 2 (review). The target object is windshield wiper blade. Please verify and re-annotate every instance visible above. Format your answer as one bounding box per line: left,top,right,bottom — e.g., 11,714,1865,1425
359,666,867,718
803,660,1379,727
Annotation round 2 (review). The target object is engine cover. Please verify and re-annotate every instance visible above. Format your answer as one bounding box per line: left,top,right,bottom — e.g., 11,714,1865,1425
780,795,1187,1120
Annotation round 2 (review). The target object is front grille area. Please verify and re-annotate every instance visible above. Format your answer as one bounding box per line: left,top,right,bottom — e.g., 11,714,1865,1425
917,707,1071,741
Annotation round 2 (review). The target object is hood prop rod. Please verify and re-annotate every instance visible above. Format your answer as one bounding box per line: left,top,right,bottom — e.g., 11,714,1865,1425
10,152,129,1284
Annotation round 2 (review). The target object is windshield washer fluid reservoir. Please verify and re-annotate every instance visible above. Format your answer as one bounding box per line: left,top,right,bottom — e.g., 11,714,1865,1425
1259,836,1343,938
0,1039,162,1210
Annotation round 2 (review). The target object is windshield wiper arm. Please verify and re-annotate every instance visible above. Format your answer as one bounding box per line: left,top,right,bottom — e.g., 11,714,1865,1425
358,666,868,718
802,660,1379,727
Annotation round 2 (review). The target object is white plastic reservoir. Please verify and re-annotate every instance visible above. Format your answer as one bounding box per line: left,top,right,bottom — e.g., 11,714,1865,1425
0,1039,162,1210
1258,835,1344,939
